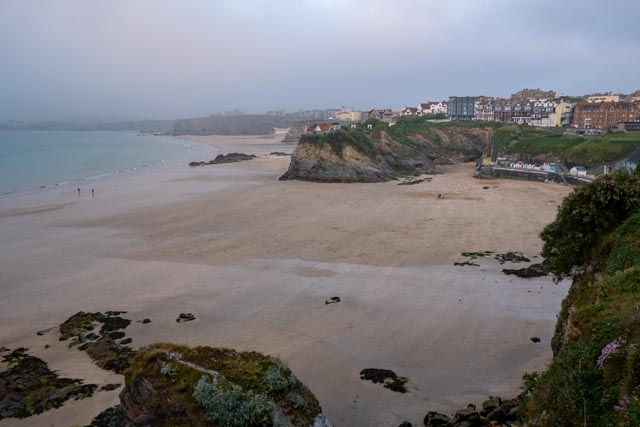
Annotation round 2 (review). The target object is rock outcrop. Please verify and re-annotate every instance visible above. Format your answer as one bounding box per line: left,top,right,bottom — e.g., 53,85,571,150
502,263,547,278
423,396,521,427
280,120,495,183
87,344,331,427
59,311,135,374
189,153,257,167
0,348,96,420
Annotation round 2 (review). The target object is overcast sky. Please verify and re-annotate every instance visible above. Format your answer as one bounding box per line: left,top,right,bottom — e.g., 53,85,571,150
0,0,638,122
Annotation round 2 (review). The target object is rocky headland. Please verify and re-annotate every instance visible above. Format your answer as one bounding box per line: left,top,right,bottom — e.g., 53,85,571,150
280,118,496,183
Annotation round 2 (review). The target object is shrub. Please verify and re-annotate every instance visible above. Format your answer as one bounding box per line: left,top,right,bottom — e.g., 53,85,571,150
541,170,640,279
193,375,275,427
287,391,308,410
160,363,178,383
262,366,288,392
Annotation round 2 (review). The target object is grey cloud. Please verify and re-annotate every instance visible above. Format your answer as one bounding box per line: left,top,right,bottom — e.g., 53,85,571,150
0,0,638,121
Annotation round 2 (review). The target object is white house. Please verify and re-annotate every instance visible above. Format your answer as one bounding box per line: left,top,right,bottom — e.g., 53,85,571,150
401,107,421,116
421,101,448,115
570,166,588,177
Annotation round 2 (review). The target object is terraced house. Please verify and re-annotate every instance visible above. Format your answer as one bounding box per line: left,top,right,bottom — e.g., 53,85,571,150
572,101,640,129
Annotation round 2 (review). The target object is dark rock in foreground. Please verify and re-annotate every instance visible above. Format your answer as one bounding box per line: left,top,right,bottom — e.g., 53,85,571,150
502,263,547,278
324,296,341,305
453,261,479,267
59,311,135,374
176,313,196,323
495,252,530,264
0,348,96,420
423,395,521,426
359,368,408,393
84,405,125,427
86,344,331,427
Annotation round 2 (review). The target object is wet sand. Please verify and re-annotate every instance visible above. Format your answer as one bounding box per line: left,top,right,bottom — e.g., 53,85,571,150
0,135,571,426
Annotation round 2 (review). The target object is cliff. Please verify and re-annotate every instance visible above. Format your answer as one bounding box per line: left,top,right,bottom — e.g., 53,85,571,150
280,118,496,182
87,343,331,427
520,170,640,426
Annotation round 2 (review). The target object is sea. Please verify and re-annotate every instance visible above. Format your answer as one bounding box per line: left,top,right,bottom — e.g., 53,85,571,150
0,130,207,195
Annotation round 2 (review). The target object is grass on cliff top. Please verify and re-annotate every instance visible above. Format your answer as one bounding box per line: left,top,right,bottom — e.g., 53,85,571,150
492,125,640,167
299,128,376,159
300,116,504,158
301,116,640,168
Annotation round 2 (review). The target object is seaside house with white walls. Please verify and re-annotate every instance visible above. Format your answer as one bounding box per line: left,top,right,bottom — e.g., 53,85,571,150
570,166,588,177
306,124,336,135
401,107,421,116
418,103,432,114
419,101,448,115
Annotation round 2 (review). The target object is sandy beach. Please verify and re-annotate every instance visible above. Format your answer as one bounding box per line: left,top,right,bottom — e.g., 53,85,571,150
0,134,572,426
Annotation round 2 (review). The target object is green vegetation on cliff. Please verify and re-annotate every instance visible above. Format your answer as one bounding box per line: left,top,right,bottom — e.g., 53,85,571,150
523,170,640,426
301,116,640,169
492,125,640,168
300,128,376,159
299,116,496,161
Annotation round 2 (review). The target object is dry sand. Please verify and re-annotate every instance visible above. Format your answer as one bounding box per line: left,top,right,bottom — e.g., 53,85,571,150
0,135,572,426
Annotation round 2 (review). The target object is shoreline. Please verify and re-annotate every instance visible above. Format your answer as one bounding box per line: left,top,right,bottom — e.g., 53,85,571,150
0,138,572,426
0,131,216,199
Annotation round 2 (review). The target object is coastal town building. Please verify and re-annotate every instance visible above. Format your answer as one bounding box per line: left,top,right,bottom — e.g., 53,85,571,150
570,166,588,177
553,100,575,127
366,109,395,122
474,97,495,121
401,107,421,116
305,124,340,135
528,99,558,126
335,107,361,122
419,101,448,115
572,101,639,129
485,98,574,127
587,94,621,103
448,96,480,120
615,147,640,172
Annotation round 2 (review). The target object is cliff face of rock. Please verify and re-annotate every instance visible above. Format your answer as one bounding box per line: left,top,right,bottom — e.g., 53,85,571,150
280,140,392,183
280,122,495,183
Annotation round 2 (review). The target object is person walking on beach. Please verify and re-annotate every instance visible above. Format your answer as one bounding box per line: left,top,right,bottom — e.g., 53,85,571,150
92,189,95,198
77,188,81,197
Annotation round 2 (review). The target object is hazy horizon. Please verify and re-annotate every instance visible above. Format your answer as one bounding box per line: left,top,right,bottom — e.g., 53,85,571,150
1,0,639,122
